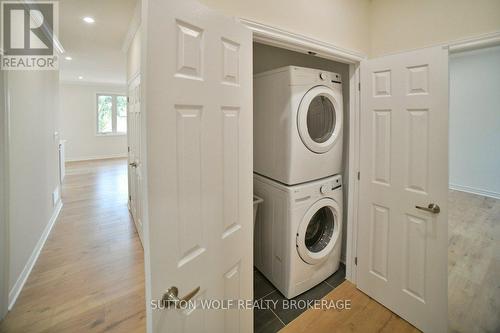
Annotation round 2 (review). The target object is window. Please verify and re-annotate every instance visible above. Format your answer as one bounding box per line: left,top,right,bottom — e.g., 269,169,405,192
97,94,127,134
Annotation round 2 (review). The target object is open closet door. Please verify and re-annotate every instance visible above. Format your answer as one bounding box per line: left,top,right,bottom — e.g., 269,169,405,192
143,0,253,332
128,75,143,243
358,46,448,333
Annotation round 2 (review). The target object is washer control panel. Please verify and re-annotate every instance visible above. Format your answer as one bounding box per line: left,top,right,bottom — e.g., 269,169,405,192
320,184,330,194
291,175,342,201
319,177,342,196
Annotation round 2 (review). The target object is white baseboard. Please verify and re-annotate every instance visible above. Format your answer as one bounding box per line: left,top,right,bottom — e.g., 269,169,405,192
449,183,500,200
8,200,63,310
65,153,127,162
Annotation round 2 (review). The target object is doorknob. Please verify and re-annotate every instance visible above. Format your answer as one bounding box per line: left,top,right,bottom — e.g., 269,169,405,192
415,203,440,214
162,286,200,308
129,162,137,168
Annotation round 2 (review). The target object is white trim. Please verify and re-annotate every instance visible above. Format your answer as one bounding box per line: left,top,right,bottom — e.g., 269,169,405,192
121,0,141,53
95,133,127,137
139,0,151,330
372,30,500,58
53,37,65,56
65,153,127,163
60,80,127,88
8,200,62,310
449,183,500,200
0,68,9,320
345,63,361,283
239,18,367,64
243,18,362,284
127,71,141,86
448,31,500,54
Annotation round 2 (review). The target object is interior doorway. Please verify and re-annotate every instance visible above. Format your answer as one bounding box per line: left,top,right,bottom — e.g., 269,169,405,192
0,1,146,332
251,42,351,332
448,44,500,333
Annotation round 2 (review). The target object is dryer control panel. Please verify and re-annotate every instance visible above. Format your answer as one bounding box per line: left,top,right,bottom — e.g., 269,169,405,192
318,71,341,84
289,66,342,87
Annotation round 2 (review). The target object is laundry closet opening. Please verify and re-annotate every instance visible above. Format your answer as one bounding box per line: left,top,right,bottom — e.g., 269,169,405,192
251,42,350,332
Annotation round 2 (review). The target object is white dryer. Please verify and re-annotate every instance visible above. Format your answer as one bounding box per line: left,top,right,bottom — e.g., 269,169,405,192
254,66,343,185
254,173,343,299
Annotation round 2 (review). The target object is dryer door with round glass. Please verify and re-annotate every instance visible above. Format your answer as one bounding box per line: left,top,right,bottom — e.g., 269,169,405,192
296,198,341,264
297,86,342,154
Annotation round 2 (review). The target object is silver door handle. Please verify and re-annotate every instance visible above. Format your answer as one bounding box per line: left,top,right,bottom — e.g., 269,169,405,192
415,203,440,214
129,162,137,168
162,286,200,308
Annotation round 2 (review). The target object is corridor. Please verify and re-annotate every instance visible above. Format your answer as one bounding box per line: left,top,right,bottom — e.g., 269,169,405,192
0,159,145,332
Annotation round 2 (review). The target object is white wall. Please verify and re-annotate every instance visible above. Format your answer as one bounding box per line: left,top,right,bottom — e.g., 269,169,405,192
253,43,351,261
7,70,61,305
449,46,500,199
199,0,371,55
199,0,500,57
0,71,8,319
369,0,500,56
60,82,127,161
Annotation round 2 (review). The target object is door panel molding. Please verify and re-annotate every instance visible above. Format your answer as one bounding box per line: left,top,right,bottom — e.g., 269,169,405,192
143,1,252,331
358,46,448,333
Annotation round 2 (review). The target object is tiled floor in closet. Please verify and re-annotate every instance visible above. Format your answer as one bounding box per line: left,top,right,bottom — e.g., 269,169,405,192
254,263,346,333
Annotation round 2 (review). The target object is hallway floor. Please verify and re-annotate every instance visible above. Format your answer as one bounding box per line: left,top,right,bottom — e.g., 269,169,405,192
280,280,419,333
1,159,498,333
283,190,500,333
448,190,500,333
0,158,145,333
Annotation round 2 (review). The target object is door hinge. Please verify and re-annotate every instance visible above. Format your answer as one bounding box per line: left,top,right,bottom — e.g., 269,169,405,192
129,195,131,201
128,146,130,152
355,257,358,265
358,82,361,91
357,171,360,180
127,96,130,103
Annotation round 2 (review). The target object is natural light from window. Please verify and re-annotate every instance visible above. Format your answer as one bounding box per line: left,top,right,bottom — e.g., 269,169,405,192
97,94,127,135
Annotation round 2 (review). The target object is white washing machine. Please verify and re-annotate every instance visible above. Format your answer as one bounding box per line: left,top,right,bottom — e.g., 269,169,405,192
254,173,343,299
254,66,343,185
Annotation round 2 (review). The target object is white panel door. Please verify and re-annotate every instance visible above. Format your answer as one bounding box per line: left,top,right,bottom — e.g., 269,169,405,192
358,46,448,333
143,0,252,332
128,75,143,243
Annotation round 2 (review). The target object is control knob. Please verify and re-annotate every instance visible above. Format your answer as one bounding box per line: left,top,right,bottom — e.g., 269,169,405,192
320,185,330,194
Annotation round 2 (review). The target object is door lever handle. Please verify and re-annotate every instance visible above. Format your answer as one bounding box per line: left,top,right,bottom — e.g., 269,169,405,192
415,203,440,214
129,162,137,168
162,286,200,308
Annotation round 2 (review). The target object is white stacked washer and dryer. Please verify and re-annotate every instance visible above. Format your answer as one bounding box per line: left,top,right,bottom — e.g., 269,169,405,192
253,66,344,299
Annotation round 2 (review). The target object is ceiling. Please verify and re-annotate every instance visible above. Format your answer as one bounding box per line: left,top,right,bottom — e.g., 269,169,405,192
58,0,137,85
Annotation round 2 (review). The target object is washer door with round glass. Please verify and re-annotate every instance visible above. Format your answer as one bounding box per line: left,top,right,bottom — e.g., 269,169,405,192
297,85,342,154
296,198,340,265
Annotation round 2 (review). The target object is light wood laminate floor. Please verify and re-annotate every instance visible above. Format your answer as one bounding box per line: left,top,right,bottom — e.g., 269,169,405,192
448,190,500,333
281,190,500,333
1,158,498,333
0,158,146,333
280,281,419,333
